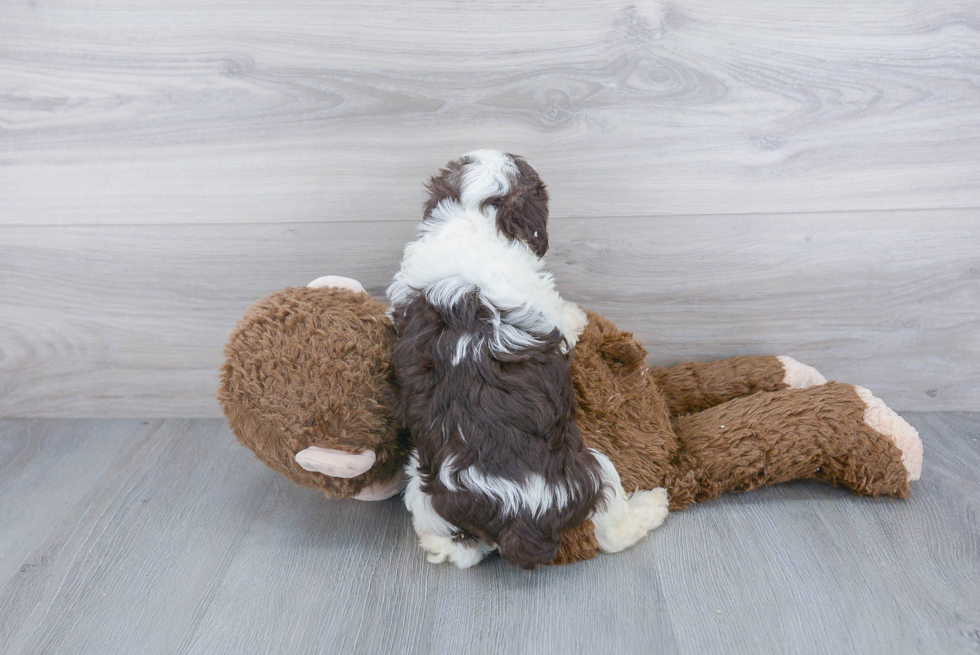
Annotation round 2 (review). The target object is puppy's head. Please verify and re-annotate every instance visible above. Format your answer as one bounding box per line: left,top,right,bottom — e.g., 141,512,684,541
423,150,550,257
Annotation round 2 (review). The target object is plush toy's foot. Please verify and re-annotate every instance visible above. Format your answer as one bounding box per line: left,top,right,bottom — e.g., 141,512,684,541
854,387,923,481
778,356,828,389
590,451,669,553
295,446,376,478
353,470,408,501
307,275,366,293
668,382,920,506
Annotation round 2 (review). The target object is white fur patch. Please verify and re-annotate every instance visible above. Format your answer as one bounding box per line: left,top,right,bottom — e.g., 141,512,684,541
404,451,497,568
588,450,669,553
387,151,587,353
452,334,479,366
437,455,593,518
459,149,519,210
854,387,923,481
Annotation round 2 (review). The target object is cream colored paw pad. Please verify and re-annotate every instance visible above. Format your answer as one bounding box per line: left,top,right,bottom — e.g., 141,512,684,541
778,356,828,389
854,386,923,481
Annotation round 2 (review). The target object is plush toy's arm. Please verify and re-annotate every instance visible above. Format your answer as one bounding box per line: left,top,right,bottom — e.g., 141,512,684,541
650,355,826,416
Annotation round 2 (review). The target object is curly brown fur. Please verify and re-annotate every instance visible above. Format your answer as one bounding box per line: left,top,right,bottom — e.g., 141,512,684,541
670,382,912,504
570,312,677,493
650,356,789,416
549,520,600,564
218,286,410,498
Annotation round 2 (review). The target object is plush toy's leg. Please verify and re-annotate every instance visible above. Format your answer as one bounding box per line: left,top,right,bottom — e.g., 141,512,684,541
651,355,826,416
666,382,921,510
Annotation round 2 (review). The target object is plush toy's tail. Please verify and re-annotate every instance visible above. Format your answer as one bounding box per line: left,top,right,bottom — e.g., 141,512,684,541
666,382,922,510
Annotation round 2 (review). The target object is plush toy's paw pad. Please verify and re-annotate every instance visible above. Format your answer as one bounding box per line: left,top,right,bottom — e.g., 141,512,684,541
307,275,366,293
353,470,408,501
854,387,923,481
419,533,489,568
294,447,376,478
778,356,828,389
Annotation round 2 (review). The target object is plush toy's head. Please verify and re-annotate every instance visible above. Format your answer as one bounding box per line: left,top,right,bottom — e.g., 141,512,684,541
218,280,410,500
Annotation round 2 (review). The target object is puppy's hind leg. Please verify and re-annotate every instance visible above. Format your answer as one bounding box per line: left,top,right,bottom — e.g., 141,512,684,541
588,450,669,553
404,454,495,568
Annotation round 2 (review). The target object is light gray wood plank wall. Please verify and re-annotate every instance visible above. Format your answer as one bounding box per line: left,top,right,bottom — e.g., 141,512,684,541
1,212,978,417
1,0,979,416
1,414,978,654
2,0,979,224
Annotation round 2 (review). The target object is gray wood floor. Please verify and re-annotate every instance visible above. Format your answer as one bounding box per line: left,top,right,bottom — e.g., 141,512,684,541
1,413,978,654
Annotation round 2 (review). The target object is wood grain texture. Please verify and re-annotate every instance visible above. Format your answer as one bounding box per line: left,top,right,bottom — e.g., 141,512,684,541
0,419,275,655
1,211,977,417
0,420,137,582
0,414,977,654
1,0,979,225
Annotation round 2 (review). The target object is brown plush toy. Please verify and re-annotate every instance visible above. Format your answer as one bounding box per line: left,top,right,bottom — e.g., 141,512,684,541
219,276,923,565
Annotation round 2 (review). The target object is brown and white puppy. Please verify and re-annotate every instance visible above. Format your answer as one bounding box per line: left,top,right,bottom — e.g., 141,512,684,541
388,150,668,569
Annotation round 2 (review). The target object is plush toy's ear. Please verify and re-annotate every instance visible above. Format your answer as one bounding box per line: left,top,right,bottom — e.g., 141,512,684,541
307,275,365,293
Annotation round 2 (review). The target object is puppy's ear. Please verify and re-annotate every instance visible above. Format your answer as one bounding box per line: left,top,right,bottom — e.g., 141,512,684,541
423,157,469,219
485,155,550,257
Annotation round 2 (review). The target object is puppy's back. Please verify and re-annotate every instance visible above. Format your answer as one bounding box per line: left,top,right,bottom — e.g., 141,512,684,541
392,291,604,568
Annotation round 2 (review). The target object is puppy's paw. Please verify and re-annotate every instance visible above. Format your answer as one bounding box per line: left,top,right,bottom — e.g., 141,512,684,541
778,356,827,389
557,302,588,349
616,488,669,546
418,532,489,569
628,487,669,531
593,487,669,553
